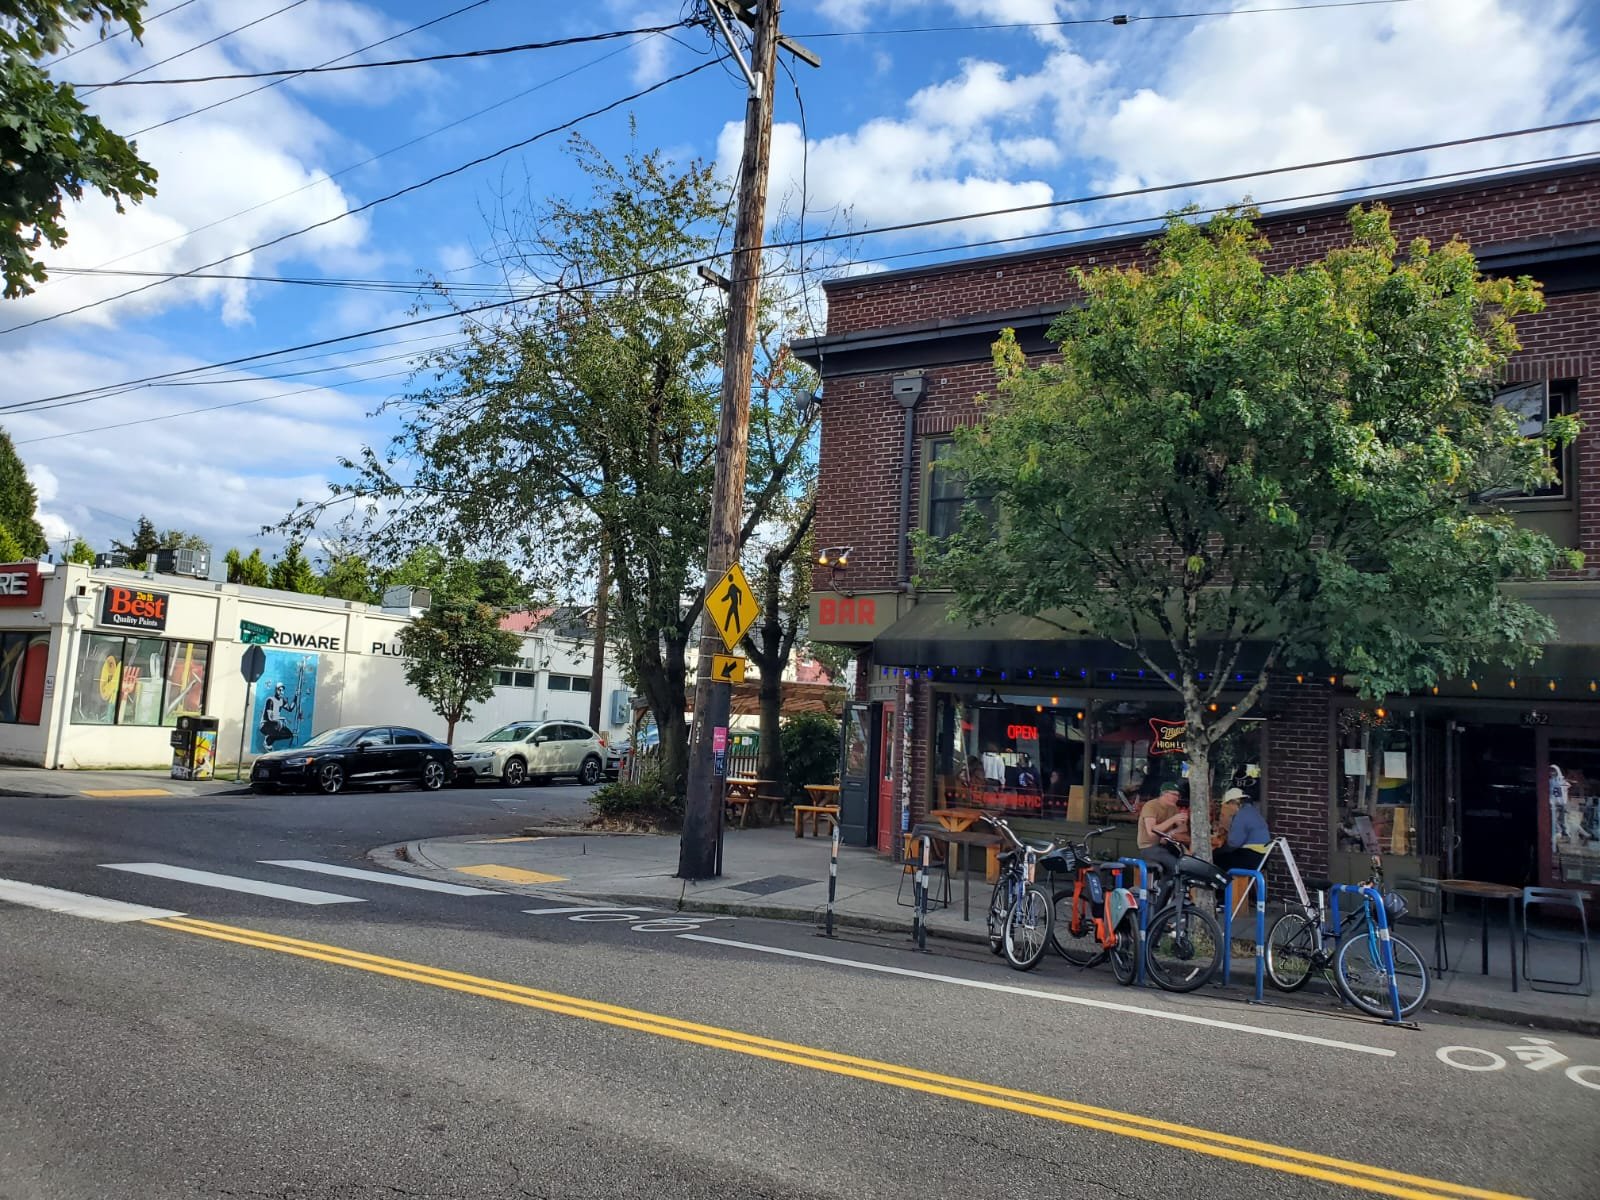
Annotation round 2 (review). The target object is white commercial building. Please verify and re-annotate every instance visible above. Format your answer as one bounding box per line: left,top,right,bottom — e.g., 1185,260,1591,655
0,560,628,772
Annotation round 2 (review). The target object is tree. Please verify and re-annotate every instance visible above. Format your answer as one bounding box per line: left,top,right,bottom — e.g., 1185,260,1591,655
921,206,1580,855
397,592,522,743
283,138,816,798
224,547,271,587
320,552,379,603
110,515,158,565
63,536,94,564
0,2,158,296
0,523,23,563
268,542,319,594
0,425,46,557
741,494,815,787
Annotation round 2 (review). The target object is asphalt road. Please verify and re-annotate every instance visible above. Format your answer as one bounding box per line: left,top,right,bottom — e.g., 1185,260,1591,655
1,783,1596,1200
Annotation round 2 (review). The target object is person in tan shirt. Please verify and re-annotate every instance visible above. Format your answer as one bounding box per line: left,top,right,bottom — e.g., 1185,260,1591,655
1137,782,1190,877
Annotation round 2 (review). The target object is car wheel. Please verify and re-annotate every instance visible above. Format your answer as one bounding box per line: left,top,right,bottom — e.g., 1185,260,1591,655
421,759,447,791
579,756,601,786
502,757,527,787
316,762,346,795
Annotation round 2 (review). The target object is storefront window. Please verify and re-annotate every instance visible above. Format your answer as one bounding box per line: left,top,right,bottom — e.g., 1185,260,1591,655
0,630,48,725
1089,699,1265,825
74,635,212,726
1549,737,1600,887
934,691,1087,819
1335,710,1416,857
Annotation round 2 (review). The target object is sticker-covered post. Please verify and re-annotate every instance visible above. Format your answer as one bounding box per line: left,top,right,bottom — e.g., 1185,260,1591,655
235,624,271,781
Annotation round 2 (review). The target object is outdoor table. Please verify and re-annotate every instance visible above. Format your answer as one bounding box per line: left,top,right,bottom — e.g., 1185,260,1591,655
794,784,840,837
1436,878,1522,993
911,823,1003,922
926,807,989,876
724,777,773,828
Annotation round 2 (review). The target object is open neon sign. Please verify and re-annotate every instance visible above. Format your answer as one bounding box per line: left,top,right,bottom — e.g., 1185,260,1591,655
1006,724,1039,741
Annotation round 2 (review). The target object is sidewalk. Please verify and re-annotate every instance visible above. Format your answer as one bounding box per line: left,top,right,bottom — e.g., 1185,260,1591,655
0,763,253,799
383,823,1600,1036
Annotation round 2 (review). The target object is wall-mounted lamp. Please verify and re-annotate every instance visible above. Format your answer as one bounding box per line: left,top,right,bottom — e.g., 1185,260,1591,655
817,545,852,588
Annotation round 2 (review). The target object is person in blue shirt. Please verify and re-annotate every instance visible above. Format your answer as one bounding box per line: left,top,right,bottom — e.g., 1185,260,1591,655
1214,786,1271,875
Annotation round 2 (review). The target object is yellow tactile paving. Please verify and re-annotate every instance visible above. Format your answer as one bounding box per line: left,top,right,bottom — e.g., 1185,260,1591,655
454,863,568,884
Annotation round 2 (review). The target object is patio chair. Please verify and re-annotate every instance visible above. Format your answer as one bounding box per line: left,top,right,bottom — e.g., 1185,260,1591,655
897,834,951,911
1521,887,1591,996
1395,876,1447,974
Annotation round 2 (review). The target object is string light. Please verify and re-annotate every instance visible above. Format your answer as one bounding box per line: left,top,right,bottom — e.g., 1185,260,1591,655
1430,686,1439,696
1548,680,1557,692
1508,678,1517,690
1296,674,1305,684
1051,696,1059,705
1470,680,1479,691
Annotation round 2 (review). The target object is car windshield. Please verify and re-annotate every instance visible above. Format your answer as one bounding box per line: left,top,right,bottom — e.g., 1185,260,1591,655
480,724,536,744
301,727,365,748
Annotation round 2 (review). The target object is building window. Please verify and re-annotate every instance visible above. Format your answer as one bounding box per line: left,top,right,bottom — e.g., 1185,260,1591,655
72,636,211,726
1490,380,1574,499
0,631,48,725
548,675,570,692
496,670,536,688
926,437,997,538
569,675,591,694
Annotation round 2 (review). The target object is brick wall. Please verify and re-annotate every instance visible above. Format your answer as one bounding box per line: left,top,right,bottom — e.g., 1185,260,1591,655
1264,676,1335,880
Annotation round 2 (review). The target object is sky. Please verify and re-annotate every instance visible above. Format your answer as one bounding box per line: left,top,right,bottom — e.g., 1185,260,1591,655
4,0,1598,567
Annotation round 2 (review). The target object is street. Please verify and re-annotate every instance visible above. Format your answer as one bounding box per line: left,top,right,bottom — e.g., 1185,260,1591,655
1,785,1596,1200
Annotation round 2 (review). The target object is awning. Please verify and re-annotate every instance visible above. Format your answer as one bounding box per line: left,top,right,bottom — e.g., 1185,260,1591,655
872,599,1276,676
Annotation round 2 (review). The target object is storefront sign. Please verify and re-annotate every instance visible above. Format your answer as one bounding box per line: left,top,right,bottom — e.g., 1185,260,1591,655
0,563,43,606
1148,718,1186,756
1007,723,1039,741
269,630,341,651
99,584,169,632
809,591,899,640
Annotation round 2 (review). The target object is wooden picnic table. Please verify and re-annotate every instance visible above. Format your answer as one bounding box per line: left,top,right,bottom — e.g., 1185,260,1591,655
724,777,776,828
795,783,841,838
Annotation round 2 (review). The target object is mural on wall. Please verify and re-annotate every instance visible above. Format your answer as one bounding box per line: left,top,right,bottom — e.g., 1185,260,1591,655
250,650,319,753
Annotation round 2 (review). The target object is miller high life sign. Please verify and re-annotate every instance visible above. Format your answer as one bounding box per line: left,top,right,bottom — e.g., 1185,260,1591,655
1148,718,1186,756
99,584,170,632
0,562,44,607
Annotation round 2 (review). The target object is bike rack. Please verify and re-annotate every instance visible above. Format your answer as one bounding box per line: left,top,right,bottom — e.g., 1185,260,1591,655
1115,857,1151,986
1329,883,1406,1025
1219,868,1266,1003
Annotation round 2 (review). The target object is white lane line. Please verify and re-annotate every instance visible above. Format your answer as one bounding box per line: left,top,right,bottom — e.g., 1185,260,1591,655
259,860,497,896
522,905,657,915
0,878,184,923
679,934,1396,1059
101,863,364,906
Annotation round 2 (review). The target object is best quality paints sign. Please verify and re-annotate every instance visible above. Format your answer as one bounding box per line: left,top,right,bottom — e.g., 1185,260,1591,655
98,584,170,632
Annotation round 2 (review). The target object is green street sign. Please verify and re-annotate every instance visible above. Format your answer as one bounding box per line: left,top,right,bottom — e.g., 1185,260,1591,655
239,619,276,645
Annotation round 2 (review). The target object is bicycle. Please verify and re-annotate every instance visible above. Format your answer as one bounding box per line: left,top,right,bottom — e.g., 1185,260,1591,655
1045,826,1139,986
1136,833,1228,993
1263,846,1430,1018
980,814,1064,972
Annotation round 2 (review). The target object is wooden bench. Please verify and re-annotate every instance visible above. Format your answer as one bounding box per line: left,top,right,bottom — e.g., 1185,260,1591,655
725,777,774,828
793,804,840,838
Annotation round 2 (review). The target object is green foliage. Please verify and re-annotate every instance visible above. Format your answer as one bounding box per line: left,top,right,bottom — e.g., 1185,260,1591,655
110,516,206,566
918,205,1579,843
0,2,157,297
319,552,379,603
0,425,46,557
63,535,93,564
224,547,270,587
268,542,319,594
586,770,682,828
0,522,23,562
779,711,839,806
397,593,522,742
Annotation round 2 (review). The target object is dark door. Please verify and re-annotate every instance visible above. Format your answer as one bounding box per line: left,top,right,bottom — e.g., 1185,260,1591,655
352,726,397,782
390,728,430,781
1458,723,1537,885
837,703,873,846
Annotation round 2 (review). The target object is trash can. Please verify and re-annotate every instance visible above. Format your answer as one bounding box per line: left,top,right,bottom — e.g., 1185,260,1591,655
170,715,220,781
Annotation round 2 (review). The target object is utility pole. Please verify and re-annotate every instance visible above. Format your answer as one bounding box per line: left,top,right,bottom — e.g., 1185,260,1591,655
678,0,808,880
587,536,610,734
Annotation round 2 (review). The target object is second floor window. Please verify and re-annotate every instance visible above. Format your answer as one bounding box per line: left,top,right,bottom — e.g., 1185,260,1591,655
927,437,997,538
1491,380,1574,499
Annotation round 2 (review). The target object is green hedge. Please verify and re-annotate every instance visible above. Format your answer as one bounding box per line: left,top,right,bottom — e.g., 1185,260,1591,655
780,711,840,806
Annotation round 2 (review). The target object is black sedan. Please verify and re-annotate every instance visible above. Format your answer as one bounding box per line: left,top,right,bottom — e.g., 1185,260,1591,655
250,725,453,795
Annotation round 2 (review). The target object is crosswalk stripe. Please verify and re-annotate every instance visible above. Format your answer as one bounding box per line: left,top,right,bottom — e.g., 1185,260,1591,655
0,878,184,922
101,863,364,905
260,860,496,896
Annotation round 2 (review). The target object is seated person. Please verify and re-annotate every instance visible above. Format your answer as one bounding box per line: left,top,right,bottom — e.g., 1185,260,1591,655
1214,789,1271,875
1136,782,1190,877
1211,786,1245,849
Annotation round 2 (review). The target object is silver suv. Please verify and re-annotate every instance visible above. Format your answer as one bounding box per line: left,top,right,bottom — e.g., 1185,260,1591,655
453,719,605,787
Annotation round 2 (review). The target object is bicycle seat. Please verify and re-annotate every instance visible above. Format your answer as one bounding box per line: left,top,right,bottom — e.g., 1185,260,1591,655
1038,850,1079,875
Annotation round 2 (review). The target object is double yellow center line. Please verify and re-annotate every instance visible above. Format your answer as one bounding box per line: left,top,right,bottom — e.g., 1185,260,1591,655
147,916,1524,1200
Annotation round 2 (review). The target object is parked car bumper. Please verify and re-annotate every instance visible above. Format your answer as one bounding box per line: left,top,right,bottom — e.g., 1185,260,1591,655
453,756,500,779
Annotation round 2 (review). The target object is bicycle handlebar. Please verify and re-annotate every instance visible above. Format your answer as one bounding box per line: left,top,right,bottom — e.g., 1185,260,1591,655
978,812,1064,857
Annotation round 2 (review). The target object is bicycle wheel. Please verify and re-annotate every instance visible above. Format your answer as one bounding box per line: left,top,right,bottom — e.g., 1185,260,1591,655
1336,927,1430,1018
986,879,1009,955
1110,914,1139,986
1050,887,1104,966
1145,904,1222,993
1265,911,1318,993
1003,885,1053,971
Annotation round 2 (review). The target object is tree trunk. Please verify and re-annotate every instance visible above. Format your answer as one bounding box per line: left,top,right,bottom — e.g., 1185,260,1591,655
753,566,786,787
1186,723,1214,862
446,713,459,744
587,538,610,733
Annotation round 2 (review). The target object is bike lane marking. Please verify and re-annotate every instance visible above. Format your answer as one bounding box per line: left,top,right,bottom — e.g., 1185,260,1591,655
677,934,1395,1058
1436,1038,1600,1092
142,915,1522,1200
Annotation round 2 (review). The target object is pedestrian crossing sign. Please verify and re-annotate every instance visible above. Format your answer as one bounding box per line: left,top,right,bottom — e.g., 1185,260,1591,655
708,563,758,650
711,654,746,684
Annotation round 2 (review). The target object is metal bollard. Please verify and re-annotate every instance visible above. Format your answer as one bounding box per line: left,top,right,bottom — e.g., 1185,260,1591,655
911,834,931,952
822,821,840,938
1330,884,1407,1025
1116,857,1150,986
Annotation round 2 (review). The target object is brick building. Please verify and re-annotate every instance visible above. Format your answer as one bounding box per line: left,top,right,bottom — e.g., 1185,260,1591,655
795,160,1600,899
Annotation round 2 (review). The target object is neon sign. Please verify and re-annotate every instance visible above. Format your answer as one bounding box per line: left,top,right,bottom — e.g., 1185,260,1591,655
1007,724,1039,740
1148,718,1186,756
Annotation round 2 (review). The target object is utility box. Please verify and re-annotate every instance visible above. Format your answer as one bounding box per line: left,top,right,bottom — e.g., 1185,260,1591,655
170,715,220,780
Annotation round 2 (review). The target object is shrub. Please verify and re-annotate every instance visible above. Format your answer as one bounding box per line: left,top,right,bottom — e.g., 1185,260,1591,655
587,771,683,829
780,711,840,806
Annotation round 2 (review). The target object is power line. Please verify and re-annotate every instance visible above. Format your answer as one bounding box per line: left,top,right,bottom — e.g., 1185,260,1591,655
44,0,201,66
79,0,312,96
7,129,1596,417
127,0,498,138
69,23,688,86
16,147,1596,445
794,0,1418,37
0,57,720,337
